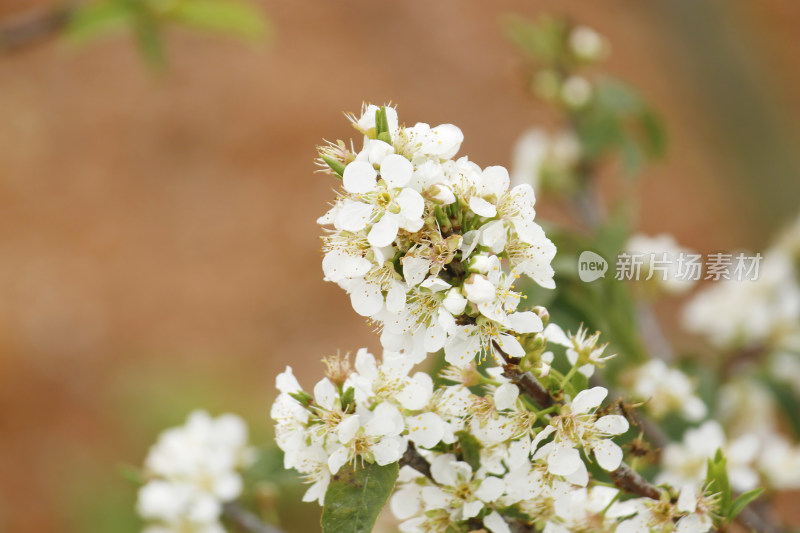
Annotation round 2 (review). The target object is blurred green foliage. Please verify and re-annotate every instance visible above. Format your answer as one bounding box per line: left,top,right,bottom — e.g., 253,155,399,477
66,0,270,67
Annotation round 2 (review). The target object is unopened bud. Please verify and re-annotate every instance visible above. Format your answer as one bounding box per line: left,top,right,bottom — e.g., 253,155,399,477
532,306,549,326
425,183,456,205
463,274,495,304
442,288,468,315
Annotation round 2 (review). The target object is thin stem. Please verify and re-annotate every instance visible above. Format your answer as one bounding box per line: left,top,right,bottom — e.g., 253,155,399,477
222,502,284,533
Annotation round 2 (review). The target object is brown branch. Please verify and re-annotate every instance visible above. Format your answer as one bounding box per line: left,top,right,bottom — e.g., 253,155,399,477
493,340,554,409
399,442,432,478
0,5,74,52
502,361,555,409
609,462,663,500
222,502,284,533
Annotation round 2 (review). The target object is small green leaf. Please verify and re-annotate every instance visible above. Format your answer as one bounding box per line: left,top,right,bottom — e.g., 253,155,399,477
321,462,398,533
322,156,346,178
729,488,764,521
66,1,135,43
340,386,355,413
455,431,482,472
375,107,391,144
167,0,269,39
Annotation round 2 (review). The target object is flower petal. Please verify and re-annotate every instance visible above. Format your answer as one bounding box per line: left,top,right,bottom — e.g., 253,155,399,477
595,415,629,435
469,196,497,218
368,213,399,247
334,199,374,232
592,438,623,471
343,161,378,194
570,386,608,415
380,154,414,188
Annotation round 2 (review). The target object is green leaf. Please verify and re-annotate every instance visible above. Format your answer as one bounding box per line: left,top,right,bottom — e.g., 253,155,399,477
167,0,269,39
322,156,346,178
729,488,764,521
455,431,482,472
321,462,398,533
66,1,135,43
375,107,391,144
762,376,800,439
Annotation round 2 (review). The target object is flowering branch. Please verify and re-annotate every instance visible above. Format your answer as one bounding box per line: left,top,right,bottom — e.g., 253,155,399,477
609,462,663,500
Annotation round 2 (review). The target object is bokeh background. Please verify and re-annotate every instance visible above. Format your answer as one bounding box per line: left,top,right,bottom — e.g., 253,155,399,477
1,0,800,531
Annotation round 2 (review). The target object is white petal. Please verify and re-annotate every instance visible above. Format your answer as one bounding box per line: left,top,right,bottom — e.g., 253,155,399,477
475,476,505,502
548,442,582,476
372,436,406,465
334,200,374,232
430,454,459,486
484,511,512,533
349,278,384,317
390,486,421,520
423,324,446,352
386,281,407,313
677,484,698,513
313,378,337,410
365,402,404,437
407,413,445,449
327,447,348,475
322,251,371,282
276,366,301,394
402,256,430,286
396,188,425,221
543,323,571,347
396,372,433,410
337,414,361,444
368,214,400,247
595,415,629,435
481,166,510,197
494,383,519,411
462,499,484,520
496,333,525,358
343,161,378,193
570,386,608,415
444,329,481,366
380,154,414,188
592,439,623,471
564,461,589,486
469,196,498,218
507,311,544,334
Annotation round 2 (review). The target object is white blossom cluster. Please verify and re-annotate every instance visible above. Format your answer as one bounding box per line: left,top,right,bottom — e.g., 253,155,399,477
683,217,800,351
136,411,254,533
318,104,557,367
390,384,713,533
625,360,707,422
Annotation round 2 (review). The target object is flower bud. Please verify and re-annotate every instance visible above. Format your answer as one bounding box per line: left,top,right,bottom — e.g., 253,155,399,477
442,288,468,315
532,306,550,326
424,183,456,205
463,274,496,304
466,254,494,274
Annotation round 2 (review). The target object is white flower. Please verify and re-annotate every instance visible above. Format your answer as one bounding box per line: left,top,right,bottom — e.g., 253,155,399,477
138,411,253,531
543,486,630,533
561,76,592,107
328,401,408,472
658,420,759,492
629,360,707,421
416,454,506,521
340,154,426,247
535,387,629,480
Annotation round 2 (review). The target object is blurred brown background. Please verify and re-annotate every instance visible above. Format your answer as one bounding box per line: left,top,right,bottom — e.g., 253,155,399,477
1,0,799,531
